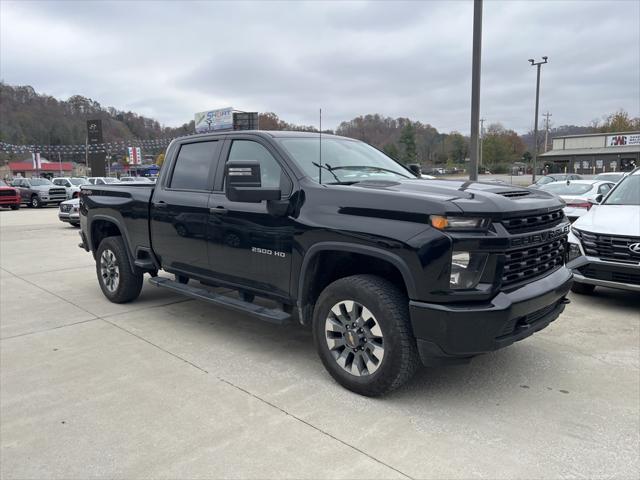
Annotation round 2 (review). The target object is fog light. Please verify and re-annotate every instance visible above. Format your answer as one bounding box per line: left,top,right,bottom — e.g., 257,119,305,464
450,251,488,289
567,243,582,262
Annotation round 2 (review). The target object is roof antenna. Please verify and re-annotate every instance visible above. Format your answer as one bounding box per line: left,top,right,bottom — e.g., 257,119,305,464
319,108,322,184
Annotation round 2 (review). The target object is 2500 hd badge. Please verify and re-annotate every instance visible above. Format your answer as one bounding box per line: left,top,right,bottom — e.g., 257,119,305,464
252,246,286,257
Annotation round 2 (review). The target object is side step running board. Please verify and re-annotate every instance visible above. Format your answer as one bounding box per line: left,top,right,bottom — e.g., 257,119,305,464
148,277,291,325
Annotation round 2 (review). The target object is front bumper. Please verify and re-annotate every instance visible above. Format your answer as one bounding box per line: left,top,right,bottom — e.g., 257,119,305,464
569,256,640,293
58,211,80,223
409,267,572,364
0,196,20,206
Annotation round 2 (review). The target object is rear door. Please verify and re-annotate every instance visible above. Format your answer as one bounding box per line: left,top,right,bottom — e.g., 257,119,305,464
150,138,223,279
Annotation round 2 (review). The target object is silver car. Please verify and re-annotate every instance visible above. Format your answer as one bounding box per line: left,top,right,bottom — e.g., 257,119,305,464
540,180,615,221
58,198,80,227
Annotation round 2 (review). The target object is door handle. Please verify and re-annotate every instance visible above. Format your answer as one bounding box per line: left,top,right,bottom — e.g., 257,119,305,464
155,201,168,209
209,206,228,215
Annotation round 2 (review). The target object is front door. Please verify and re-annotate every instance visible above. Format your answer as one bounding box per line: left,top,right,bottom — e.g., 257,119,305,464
150,139,222,279
207,137,295,299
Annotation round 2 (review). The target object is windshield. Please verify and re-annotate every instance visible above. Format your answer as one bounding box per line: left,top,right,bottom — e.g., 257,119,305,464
594,173,623,182
70,178,88,186
603,173,640,205
541,183,593,195
29,178,52,186
536,176,555,185
277,137,414,184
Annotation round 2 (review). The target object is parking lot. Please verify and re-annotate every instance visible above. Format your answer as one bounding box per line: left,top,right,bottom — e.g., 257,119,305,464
1,208,638,479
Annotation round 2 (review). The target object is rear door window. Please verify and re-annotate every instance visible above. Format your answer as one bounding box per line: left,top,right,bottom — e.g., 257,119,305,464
169,141,221,191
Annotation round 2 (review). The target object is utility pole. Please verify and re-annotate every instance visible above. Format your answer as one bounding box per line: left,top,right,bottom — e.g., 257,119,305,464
542,111,552,152
469,0,483,181
479,118,485,168
529,56,548,183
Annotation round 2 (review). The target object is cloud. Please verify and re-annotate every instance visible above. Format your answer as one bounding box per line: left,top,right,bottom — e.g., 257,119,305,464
1,0,638,134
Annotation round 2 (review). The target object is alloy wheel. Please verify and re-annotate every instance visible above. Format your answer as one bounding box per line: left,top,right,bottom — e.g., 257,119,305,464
324,300,385,376
100,249,120,293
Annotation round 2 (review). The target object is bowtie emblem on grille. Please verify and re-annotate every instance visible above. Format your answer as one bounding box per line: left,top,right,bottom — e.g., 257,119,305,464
629,243,640,255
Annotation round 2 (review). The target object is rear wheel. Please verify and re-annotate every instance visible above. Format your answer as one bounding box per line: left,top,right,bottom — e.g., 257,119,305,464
571,281,595,295
96,236,143,303
10,205,19,210
312,274,420,397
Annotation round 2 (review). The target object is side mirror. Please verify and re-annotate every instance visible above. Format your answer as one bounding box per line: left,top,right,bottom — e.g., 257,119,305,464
225,160,281,203
407,164,422,176
591,194,603,205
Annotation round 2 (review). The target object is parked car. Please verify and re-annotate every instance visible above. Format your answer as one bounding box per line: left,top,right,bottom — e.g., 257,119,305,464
594,172,626,183
58,198,80,227
529,174,582,188
52,177,90,199
540,180,616,221
11,177,67,208
0,179,21,210
567,168,640,294
79,130,572,396
120,176,153,183
87,177,120,185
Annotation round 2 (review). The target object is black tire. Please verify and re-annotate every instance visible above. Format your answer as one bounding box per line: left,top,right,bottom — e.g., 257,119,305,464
70,222,80,228
571,281,595,295
312,274,420,397
30,196,42,208
95,236,143,303
10,205,20,210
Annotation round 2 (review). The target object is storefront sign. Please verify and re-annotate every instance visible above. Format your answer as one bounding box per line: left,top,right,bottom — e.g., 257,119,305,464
606,133,640,147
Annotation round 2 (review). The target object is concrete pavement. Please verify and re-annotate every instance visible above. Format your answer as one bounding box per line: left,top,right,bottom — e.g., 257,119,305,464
1,208,639,479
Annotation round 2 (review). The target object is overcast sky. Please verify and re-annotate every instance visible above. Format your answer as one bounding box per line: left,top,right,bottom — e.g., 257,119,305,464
1,0,639,134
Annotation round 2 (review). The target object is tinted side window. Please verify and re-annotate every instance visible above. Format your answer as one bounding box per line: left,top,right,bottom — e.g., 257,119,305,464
170,141,220,190
227,140,291,194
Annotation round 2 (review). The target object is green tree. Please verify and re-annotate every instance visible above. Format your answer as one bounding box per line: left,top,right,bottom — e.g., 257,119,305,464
399,123,417,163
155,152,165,166
382,143,400,161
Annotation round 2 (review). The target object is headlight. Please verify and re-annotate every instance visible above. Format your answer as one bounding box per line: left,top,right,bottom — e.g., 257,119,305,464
431,216,490,230
567,242,582,262
450,251,488,289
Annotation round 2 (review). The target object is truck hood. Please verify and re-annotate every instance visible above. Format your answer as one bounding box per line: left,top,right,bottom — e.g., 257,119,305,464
572,205,640,236
334,178,563,218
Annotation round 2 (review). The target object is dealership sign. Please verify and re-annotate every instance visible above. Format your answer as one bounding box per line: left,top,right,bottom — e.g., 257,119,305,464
606,133,640,147
195,107,234,133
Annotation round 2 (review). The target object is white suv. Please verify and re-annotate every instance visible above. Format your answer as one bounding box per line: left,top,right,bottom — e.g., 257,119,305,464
567,168,640,294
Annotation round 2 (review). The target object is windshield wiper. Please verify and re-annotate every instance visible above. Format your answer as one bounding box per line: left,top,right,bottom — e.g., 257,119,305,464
328,165,411,179
312,162,342,184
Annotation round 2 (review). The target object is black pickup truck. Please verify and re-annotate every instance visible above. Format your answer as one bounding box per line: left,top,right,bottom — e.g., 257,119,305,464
79,131,572,396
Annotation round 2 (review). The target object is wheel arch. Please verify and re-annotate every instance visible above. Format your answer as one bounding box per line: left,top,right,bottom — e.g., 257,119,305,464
89,215,137,273
296,242,417,325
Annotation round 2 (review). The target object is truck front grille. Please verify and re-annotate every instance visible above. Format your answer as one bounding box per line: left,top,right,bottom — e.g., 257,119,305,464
49,188,67,197
502,208,564,234
574,230,640,264
0,190,16,197
502,237,566,288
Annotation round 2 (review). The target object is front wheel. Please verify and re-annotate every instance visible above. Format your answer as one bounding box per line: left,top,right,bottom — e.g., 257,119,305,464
312,274,420,397
96,236,143,303
31,196,42,208
10,205,20,210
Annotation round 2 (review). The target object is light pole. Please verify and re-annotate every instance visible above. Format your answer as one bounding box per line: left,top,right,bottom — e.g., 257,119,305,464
529,56,548,183
469,0,483,181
